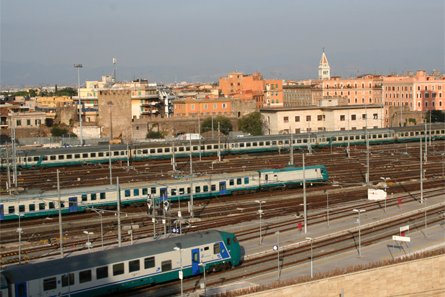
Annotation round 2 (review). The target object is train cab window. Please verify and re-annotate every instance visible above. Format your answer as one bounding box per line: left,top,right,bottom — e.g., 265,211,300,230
157,148,163,153
91,153,96,157
129,259,140,272
58,155,65,160
195,186,201,193
81,194,87,202
50,155,56,160
211,184,216,191
98,152,104,157
151,187,156,194
100,192,106,200
236,178,242,185
62,273,75,287
125,190,131,197
179,188,185,195
19,205,25,212
43,277,57,291
8,206,15,214
213,243,220,254
144,257,155,269
203,185,208,192
79,270,92,283
244,177,249,184
96,266,108,279
204,246,209,251
142,188,148,195
91,193,97,201
229,179,234,186
113,263,125,276
134,189,140,196
29,204,35,211
227,238,231,245
39,203,45,210
49,202,55,209
161,260,172,272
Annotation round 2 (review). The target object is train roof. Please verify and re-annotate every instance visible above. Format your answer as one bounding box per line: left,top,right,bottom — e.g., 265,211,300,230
257,165,325,173
2,230,226,283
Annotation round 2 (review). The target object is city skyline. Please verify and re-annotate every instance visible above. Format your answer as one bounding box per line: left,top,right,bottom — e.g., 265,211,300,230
1,0,444,87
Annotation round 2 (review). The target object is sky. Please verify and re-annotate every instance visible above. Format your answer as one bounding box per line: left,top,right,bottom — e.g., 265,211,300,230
1,0,444,87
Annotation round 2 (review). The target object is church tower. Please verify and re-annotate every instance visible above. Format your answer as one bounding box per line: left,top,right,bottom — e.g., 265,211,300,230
318,49,331,80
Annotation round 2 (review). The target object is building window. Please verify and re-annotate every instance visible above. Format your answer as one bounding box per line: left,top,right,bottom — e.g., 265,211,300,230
340,115,345,121
222,103,227,109
317,115,323,121
27,119,31,126
283,116,289,123
306,115,311,121
191,104,195,110
295,128,300,133
351,115,356,121
373,113,378,119
16,120,21,126
362,114,366,119
204,104,208,109
295,116,300,122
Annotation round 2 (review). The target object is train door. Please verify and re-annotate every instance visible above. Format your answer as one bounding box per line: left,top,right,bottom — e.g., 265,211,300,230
191,248,200,275
160,188,168,201
0,204,4,220
15,282,27,297
69,197,78,213
219,181,228,195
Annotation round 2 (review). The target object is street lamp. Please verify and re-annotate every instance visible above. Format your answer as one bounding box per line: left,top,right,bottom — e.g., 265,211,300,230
74,64,83,146
16,212,24,264
255,200,266,245
302,153,308,234
306,237,313,278
352,209,366,256
272,231,280,281
199,261,207,296
89,208,104,250
380,177,390,213
83,230,94,250
174,246,183,297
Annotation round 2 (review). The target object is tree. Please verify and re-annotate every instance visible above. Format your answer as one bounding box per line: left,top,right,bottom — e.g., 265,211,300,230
201,116,232,135
51,126,75,137
55,87,77,97
238,111,264,136
146,131,164,139
425,110,445,123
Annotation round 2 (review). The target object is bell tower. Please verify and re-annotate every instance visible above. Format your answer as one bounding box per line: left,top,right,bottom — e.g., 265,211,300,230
318,49,331,80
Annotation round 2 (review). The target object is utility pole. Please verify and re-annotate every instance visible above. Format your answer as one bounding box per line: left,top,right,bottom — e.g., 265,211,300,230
420,137,424,204
289,131,294,165
365,125,370,185
108,144,113,185
74,64,83,146
11,125,17,188
117,177,122,247
217,122,221,162
424,121,428,163
189,138,194,218
57,169,64,257
303,153,307,234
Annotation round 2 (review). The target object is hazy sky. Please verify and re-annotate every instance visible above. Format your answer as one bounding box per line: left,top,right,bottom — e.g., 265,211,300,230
1,0,444,87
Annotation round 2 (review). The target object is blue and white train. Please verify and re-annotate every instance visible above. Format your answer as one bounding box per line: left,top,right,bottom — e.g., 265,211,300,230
1,124,443,169
0,165,329,221
0,230,242,297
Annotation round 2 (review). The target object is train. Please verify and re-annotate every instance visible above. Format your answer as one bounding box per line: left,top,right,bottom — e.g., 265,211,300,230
0,165,329,221
1,124,444,169
0,230,242,297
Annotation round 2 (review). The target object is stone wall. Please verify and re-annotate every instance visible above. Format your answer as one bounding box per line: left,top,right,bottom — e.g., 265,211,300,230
245,255,445,297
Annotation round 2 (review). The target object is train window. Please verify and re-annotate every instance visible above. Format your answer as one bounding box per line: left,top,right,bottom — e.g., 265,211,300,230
19,205,25,212
185,146,190,151
187,187,191,194
50,155,56,160
237,178,242,185
49,202,55,209
211,184,216,191
171,189,177,196
142,188,148,195
193,146,198,151
29,204,35,211
195,186,201,193
149,149,155,154
201,145,205,150
43,156,48,161
91,193,97,201
120,151,126,156
203,185,208,192
96,266,108,279
74,154,80,159
66,155,72,160
259,141,264,146
61,202,65,208
265,141,270,145
113,263,125,276
193,252,199,262
227,238,231,245
62,273,75,287
179,188,185,195
165,148,170,153
39,203,45,210
151,187,156,194
161,260,172,272
246,143,251,147
244,177,249,184
213,243,220,254
82,194,87,202
157,148,163,153
59,155,65,160
100,192,106,200
98,152,104,157
240,143,245,148
43,277,57,291
34,156,39,161
79,270,92,283
142,149,148,154
144,257,155,269
229,179,234,186
8,206,15,214
252,142,258,147
114,151,119,156
125,190,131,197
82,153,88,158
129,260,140,272
134,189,140,196
178,147,184,152
91,152,96,157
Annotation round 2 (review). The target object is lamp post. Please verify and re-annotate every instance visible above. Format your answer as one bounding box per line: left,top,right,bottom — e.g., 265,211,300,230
74,64,83,146
325,190,330,227
89,208,104,250
353,209,366,256
380,177,390,213
16,212,23,264
306,237,313,278
199,261,207,296
302,153,307,234
174,246,183,297
83,230,94,250
255,200,266,245
272,231,280,281
57,169,64,258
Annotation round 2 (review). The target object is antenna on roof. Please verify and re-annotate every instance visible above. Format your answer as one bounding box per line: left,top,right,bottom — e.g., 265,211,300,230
112,58,117,83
